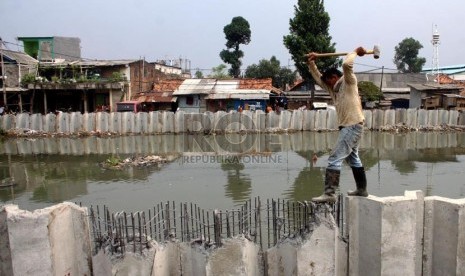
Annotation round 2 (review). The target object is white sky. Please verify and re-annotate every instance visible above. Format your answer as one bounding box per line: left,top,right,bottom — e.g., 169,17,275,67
1,0,463,74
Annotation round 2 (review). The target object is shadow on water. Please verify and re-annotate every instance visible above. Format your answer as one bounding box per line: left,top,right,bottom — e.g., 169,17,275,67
1,131,465,211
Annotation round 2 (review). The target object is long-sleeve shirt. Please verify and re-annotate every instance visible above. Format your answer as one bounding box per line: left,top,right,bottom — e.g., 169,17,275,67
308,52,365,127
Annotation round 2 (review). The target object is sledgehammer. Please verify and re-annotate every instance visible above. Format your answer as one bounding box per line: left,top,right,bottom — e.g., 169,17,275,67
306,45,381,59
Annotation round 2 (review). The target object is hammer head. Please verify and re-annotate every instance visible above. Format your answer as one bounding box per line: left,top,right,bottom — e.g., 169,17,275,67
372,45,380,59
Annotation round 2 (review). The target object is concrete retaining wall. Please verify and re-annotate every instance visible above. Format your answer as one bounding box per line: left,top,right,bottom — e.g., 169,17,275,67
2,109,463,135
0,203,92,276
2,192,465,275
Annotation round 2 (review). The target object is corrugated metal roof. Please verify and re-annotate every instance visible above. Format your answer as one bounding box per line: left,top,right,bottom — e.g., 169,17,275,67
206,90,270,100
423,64,465,75
407,83,462,91
173,79,216,95
0,49,38,65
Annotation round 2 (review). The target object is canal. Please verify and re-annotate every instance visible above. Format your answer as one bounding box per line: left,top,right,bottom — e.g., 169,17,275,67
1,131,465,212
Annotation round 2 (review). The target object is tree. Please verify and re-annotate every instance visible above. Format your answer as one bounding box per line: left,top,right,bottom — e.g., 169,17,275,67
220,16,251,78
358,81,382,102
209,64,230,79
194,69,203,79
393,37,426,73
245,56,297,90
283,0,339,97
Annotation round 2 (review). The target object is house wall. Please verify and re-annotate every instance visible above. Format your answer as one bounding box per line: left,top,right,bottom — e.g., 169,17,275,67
177,95,201,113
409,90,423,108
128,60,162,100
52,37,81,61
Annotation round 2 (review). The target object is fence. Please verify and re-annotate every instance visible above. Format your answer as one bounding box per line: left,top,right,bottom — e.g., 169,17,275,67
86,196,344,255
2,109,465,135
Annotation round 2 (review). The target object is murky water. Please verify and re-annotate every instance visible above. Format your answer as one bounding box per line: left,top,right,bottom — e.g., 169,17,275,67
1,132,465,212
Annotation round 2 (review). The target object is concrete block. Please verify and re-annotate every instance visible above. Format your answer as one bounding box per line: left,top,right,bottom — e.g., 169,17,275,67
449,110,459,125
302,110,314,131
253,110,266,132
227,112,241,133
16,113,30,129
1,114,16,131
191,113,204,133
241,111,254,131
96,112,109,133
135,112,148,134
109,112,122,133
372,109,384,130
113,250,156,276
56,112,70,133
213,111,227,132
148,111,162,133
162,112,175,133
348,190,424,276
175,111,186,133
266,242,298,275
30,114,43,131
206,237,261,276
327,109,337,130
44,113,57,133
406,109,418,129
297,213,339,276
202,112,214,133
290,110,303,131
82,113,95,132
0,203,92,276
363,110,372,130
47,202,92,275
152,242,205,276
438,109,449,125
279,110,292,131
423,197,465,276
69,112,83,133
395,109,407,125
265,111,279,131
418,109,428,128
427,110,438,127
384,109,395,127
121,112,135,134
315,110,327,130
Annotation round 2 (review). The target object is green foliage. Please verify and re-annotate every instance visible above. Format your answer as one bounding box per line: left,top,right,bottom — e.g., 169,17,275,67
21,73,36,85
209,64,230,79
358,81,382,102
393,37,426,73
105,155,122,167
245,56,296,89
220,16,251,78
109,72,124,82
51,76,59,83
194,70,203,79
283,0,339,85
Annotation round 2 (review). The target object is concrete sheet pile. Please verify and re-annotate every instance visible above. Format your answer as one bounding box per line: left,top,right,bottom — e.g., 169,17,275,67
0,202,92,276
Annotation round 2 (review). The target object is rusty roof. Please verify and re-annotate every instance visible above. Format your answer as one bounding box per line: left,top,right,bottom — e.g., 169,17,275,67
153,79,184,92
132,91,175,103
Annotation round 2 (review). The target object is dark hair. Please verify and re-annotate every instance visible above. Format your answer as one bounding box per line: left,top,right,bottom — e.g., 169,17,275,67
321,68,342,82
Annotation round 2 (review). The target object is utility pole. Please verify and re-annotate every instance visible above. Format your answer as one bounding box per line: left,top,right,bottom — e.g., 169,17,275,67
0,37,7,111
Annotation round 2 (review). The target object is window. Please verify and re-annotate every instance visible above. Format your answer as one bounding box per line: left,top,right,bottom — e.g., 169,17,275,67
186,96,194,105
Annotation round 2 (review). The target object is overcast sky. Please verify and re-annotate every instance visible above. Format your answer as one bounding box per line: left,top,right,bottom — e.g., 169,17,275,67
1,0,463,74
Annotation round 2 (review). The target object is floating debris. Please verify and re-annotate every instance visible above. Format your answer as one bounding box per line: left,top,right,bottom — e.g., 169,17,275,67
101,155,168,169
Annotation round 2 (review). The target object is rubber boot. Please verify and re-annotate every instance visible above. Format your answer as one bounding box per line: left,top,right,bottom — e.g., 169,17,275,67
347,166,368,197
312,169,340,203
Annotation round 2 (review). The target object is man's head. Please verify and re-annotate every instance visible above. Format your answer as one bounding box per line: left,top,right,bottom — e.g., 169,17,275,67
321,68,342,90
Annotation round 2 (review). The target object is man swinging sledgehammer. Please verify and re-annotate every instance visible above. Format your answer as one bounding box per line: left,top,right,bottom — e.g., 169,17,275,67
306,46,380,203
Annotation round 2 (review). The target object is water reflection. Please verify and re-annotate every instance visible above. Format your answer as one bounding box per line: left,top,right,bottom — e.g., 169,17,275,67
1,132,465,211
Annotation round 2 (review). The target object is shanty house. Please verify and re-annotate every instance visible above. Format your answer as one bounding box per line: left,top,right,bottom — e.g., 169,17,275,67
173,79,215,113
206,79,277,112
17,36,81,62
24,59,164,113
0,49,38,112
130,79,183,112
407,83,463,109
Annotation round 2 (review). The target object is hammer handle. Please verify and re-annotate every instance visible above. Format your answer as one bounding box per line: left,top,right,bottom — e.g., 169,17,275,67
310,50,375,58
